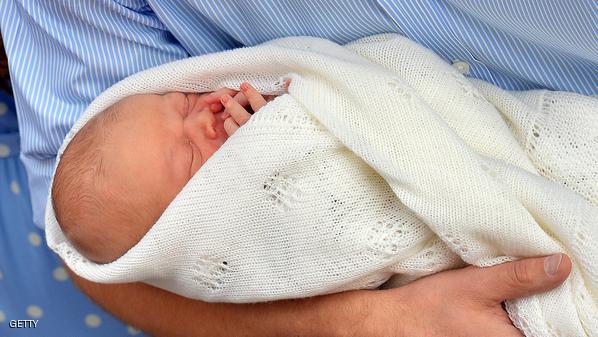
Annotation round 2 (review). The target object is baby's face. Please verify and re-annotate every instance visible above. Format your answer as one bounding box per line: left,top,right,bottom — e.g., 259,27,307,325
107,92,229,220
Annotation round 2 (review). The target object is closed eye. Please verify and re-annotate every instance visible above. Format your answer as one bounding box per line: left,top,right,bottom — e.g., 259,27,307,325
181,94,190,118
188,141,194,178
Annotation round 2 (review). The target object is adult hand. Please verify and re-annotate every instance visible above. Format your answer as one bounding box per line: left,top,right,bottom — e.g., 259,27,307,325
344,254,571,337
66,254,570,337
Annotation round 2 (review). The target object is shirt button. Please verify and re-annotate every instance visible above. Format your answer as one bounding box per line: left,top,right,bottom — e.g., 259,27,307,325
452,60,470,75
0,144,10,157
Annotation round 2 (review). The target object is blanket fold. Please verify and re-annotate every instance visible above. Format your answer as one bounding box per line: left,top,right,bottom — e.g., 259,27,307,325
46,34,597,337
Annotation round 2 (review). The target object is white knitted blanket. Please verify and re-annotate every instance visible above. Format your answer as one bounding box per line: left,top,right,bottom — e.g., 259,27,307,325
45,34,597,337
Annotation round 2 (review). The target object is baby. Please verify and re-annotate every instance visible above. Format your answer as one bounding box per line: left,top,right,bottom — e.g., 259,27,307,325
52,82,277,263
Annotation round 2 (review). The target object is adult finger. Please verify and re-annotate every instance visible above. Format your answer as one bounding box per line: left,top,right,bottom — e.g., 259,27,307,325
466,254,571,303
223,117,239,136
221,94,251,126
240,82,267,112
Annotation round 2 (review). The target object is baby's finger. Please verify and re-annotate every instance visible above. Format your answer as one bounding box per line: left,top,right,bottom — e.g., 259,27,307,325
240,82,267,112
204,88,238,104
220,92,249,119
233,91,249,107
211,89,248,113
221,94,251,126
223,117,239,136
263,95,277,102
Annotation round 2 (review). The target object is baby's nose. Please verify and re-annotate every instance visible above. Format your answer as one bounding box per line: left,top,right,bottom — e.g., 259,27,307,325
184,109,217,143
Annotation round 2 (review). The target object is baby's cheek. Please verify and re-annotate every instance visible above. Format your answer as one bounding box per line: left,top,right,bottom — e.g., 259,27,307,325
160,173,190,207
205,141,225,159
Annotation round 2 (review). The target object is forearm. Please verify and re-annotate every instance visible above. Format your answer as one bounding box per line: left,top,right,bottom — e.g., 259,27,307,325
67,266,366,337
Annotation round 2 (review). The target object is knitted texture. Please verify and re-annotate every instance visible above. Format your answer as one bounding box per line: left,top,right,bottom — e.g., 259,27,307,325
45,34,597,337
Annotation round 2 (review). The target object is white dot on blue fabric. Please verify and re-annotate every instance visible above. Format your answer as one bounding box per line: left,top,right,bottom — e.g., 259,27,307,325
53,266,68,281
0,270,3,280
0,102,7,116
26,305,43,318
10,180,20,195
0,310,5,322
28,232,42,247
0,144,9,158
127,325,142,335
85,314,102,328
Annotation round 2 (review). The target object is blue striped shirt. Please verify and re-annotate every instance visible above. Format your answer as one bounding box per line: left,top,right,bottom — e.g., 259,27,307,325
0,0,596,228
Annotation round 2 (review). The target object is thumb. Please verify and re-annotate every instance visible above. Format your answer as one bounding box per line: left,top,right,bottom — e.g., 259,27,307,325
468,253,572,303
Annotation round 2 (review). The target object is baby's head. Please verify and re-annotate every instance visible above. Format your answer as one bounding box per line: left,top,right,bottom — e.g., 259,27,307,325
52,92,229,263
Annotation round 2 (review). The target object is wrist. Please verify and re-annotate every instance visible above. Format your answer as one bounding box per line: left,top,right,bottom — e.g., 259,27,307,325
245,290,370,337
307,290,374,337
327,288,410,337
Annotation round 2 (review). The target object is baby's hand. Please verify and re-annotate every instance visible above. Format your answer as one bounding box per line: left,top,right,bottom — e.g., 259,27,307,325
200,87,239,113
220,82,272,136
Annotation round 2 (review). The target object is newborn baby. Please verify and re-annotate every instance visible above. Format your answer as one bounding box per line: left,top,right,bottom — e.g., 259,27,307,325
52,82,276,263
46,34,596,337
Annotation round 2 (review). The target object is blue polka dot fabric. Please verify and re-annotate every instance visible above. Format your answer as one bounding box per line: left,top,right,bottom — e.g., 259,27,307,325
0,91,147,336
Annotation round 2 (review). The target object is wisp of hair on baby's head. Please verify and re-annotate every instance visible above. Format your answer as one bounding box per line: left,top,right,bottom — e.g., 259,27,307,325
52,102,148,263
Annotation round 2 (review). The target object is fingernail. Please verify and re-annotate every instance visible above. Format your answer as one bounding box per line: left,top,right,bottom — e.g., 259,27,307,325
240,82,248,91
221,95,230,104
544,254,562,276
